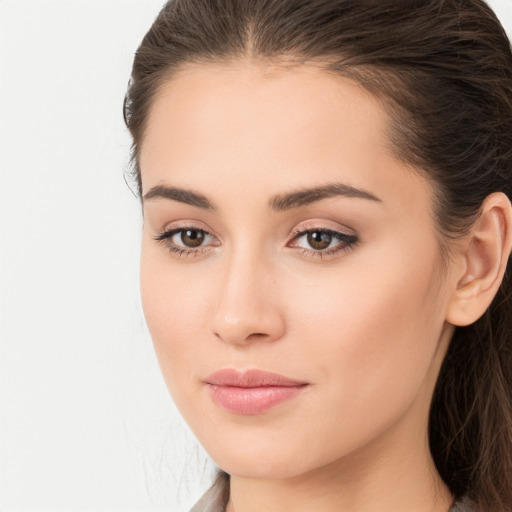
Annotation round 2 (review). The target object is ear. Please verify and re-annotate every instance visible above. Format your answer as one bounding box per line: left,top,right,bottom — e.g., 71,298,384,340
446,192,512,327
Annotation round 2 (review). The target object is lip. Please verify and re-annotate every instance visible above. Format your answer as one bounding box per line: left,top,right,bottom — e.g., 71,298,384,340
204,368,309,415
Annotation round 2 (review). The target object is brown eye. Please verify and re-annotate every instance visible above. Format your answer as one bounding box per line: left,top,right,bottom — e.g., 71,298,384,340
289,227,359,257
307,231,332,250
154,226,218,257
181,229,205,247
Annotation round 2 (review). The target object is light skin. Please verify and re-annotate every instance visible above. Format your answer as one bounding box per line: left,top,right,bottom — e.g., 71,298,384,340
138,61,512,512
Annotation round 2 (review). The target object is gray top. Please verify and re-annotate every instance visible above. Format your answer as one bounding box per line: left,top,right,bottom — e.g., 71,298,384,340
190,472,230,512
190,472,476,512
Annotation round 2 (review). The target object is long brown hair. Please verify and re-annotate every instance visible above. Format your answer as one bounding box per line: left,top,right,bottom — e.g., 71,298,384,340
123,1,512,509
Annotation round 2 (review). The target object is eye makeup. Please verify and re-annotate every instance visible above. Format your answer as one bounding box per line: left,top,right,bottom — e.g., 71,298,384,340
154,224,218,258
287,225,359,259
153,221,359,260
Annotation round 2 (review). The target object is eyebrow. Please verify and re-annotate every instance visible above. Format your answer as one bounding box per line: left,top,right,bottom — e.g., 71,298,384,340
142,182,381,211
143,185,215,210
269,183,381,210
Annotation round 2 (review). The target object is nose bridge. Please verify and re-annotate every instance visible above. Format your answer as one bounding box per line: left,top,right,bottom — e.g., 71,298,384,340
212,240,284,345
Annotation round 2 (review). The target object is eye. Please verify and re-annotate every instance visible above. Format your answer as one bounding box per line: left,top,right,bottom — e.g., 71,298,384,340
288,226,358,258
154,226,218,257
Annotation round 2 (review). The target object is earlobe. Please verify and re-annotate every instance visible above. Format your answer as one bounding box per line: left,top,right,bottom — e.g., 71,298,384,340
446,192,512,327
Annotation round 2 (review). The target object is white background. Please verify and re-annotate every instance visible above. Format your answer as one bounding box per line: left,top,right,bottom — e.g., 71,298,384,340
1,0,511,511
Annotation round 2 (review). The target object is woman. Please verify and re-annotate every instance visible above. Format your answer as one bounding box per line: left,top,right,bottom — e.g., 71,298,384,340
123,0,512,511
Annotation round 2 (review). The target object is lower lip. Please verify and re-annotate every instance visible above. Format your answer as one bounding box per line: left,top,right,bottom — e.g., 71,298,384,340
207,384,307,415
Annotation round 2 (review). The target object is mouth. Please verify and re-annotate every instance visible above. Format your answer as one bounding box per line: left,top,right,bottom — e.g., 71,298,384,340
204,368,310,415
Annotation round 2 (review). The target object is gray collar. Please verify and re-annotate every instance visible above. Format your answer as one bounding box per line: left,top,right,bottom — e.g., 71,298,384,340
190,473,475,512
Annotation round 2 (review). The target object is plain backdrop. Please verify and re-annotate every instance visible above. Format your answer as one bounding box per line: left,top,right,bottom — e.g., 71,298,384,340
1,0,511,511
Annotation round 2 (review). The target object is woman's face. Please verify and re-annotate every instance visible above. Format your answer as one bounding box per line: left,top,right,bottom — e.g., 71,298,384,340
139,62,457,479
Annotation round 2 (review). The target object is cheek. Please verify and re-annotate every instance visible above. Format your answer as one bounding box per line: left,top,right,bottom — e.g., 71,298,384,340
284,242,444,410
139,241,212,396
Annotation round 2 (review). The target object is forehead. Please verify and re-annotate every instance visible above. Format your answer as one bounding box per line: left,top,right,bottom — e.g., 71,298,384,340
139,61,430,213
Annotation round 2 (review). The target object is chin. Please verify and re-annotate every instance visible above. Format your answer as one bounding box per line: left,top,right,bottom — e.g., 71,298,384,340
198,428,336,481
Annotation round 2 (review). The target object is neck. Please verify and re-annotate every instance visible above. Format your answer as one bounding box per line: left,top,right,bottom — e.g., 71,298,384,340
227,433,452,512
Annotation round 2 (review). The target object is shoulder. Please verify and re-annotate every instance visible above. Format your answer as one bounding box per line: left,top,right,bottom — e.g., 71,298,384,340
189,471,230,512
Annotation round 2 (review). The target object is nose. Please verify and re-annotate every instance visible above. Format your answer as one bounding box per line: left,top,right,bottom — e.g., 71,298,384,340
211,248,286,346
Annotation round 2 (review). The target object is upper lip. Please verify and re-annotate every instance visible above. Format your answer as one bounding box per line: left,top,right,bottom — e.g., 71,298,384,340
205,368,308,388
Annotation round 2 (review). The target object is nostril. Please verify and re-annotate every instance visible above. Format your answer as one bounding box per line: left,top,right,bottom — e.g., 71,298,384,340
213,330,270,343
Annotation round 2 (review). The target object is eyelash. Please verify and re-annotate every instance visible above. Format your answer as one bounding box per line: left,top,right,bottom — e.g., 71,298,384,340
154,225,214,258
287,225,359,259
154,224,359,259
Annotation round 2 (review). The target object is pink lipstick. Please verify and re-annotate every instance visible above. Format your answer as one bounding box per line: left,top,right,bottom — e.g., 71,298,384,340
205,368,309,415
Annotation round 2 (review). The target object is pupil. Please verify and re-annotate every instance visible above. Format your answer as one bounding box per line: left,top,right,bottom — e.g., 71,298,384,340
307,231,332,250
181,229,204,247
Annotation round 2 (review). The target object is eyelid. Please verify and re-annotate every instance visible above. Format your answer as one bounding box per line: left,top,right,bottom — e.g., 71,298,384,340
288,220,357,240
156,218,214,233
